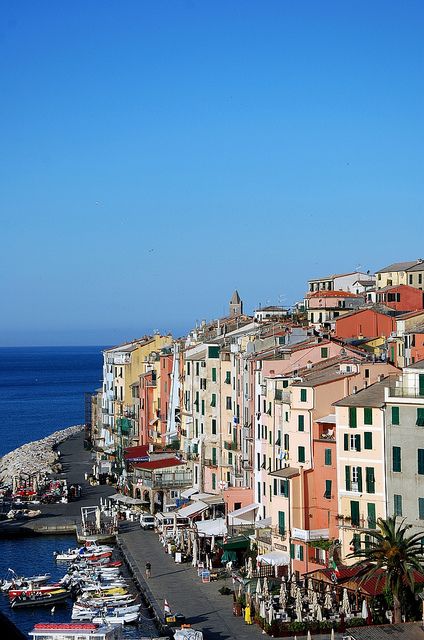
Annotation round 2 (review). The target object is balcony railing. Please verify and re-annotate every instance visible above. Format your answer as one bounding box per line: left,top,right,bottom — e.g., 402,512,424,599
135,472,193,489
275,390,291,403
204,458,218,467
224,441,239,451
388,386,424,399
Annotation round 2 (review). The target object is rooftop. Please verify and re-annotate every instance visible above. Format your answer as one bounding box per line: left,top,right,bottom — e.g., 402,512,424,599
308,290,363,299
308,271,367,282
133,458,185,471
333,378,390,408
346,622,424,640
377,260,423,273
406,358,424,370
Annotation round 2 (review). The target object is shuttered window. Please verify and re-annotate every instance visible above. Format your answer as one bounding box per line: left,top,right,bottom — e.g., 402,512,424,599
300,389,307,402
394,494,402,516
417,408,424,427
364,432,373,450
392,406,400,425
350,501,360,526
419,498,424,520
419,450,424,475
349,407,357,428
367,503,376,529
298,446,305,463
325,480,332,499
366,467,375,494
298,415,305,431
278,511,285,535
393,446,401,472
364,408,373,425
212,367,217,382
325,448,332,466
345,465,351,491
344,434,349,451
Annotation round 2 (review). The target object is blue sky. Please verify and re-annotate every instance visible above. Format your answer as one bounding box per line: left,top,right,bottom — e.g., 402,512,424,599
1,1,423,346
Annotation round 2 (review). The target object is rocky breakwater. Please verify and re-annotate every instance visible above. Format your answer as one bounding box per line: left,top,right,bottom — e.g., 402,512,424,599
0,425,83,487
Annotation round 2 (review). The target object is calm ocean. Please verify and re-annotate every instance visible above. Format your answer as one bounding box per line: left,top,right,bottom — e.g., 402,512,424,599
0,346,104,457
0,346,156,637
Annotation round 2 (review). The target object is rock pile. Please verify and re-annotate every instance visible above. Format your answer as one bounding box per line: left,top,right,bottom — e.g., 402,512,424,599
0,425,84,486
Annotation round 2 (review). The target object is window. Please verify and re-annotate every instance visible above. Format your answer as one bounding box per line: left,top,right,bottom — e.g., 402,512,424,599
278,511,285,536
364,432,373,450
284,433,290,451
409,274,413,285
212,473,216,490
367,503,376,529
393,446,402,472
298,415,305,431
225,371,231,384
196,362,200,376
212,367,217,382
211,419,217,435
228,451,232,465
366,467,375,494
226,397,232,410
417,408,424,427
392,406,400,425
345,465,351,491
419,498,424,520
208,346,219,358
187,362,191,375
201,399,205,415
349,407,357,428
324,448,332,466
418,449,424,475
394,494,403,516
210,393,216,407
296,544,304,561
212,447,217,465
364,407,373,425
324,480,332,499
285,411,289,422
352,534,361,552
300,388,307,402
321,347,328,358
350,501,360,526
352,466,363,492
349,433,361,451
298,446,305,463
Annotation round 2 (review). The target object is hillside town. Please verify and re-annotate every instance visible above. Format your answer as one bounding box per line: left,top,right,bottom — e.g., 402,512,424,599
89,259,424,580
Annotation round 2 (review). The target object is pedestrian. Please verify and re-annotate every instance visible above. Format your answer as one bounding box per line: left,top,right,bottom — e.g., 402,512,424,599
145,562,151,579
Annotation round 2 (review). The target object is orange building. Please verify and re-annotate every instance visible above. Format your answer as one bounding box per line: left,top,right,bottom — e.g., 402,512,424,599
376,284,424,312
335,308,396,339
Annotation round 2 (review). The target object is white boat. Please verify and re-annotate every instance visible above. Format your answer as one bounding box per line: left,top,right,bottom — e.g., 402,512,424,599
29,622,123,640
72,603,140,620
1,571,51,592
54,545,113,561
92,610,139,624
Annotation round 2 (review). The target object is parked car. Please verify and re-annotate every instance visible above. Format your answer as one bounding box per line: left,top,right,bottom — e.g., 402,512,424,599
140,513,155,530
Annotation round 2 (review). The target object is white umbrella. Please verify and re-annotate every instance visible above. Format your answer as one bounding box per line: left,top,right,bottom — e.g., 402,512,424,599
295,599,303,622
324,584,332,610
316,603,323,622
268,603,274,625
247,556,253,579
290,579,297,598
361,598,368,619
192,537,198,567
341,588,351,616
331,628,335,640
211,535,215,552
256,577,262,597
312,591,318,609
260,599,266,619
295,585,302,609
279,580,287,609
263,576,269,599
246,582,251,606
307,631,312,640
307,578,314,601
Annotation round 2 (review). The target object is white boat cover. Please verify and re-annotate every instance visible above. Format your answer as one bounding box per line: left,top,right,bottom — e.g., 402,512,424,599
227,502,259,524
195,518,227,537
176,500,209,518
181,487,199,499
108,493,145,505
257,550,290,566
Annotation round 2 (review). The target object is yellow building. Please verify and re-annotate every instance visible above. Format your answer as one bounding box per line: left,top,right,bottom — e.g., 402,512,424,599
376,260,424,290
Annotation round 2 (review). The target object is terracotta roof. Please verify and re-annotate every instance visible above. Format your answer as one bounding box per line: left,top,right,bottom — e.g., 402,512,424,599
308,290,363,299
124,445,149,461
333,378,390,408
133,458,185,470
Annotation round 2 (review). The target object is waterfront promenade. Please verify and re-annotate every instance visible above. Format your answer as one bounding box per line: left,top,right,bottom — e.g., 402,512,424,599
0,430,116,536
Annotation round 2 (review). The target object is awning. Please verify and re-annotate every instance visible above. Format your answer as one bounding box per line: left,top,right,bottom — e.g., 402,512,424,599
181,487,199,499
255,516,272,529
221,550,237,564
219,535,250,551
108,493,146,505
270,466,300,479
228,503,259,524
195,518,227,537
257,550,290,566
316,413,336,424
124,445,149,462
176,500,209,518
149,417,159,425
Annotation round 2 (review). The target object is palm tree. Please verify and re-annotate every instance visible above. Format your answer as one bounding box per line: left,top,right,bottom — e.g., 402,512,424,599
348,516,424,623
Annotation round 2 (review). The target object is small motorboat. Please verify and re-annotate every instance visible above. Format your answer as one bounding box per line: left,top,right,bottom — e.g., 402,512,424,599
1,572,51,592
72,603,140,620
10,588,69,608
92,609,139,624
8,583,63,599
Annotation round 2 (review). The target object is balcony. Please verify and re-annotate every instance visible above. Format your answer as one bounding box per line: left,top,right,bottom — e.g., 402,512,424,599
224,441,239,451
291,527,329,542
243,426,253,440
275,389,290,403
388,386,424,400
135,472,193,490
337,515,377,530
204,458,219,468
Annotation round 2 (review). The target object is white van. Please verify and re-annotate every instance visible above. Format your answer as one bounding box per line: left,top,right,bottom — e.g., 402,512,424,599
140,513,156,530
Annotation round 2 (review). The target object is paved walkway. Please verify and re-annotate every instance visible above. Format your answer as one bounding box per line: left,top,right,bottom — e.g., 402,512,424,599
119,525,344,640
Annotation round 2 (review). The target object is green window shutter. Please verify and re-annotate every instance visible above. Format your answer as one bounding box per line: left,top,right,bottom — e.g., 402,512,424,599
228,452,232,464
299,545,304,561
394,494,402,516
418,450,424,475
321,347,328,358
298,446,305,463
367,503,376,529
357,467,363,493
278,511,285,536
290,543,295,559
273,478,278,495
366,467,375,494
283,479,289,497
201,399,205,415
212,447,217,465
420,374,424,397
225,371,231,384
344,433,349,451
364,432,373,450
392,406,400,425
352,534,361,552
350,500,360,526
325,448,332,466
284,433,289,450
212,473,216,490
210,393,216,407
298,415,304,431
349,407,357,428
212,419,217,434
355,434,361,452
364,407,373,425
208,346,220,358
419,498,424,520
325,480,332,499
345,466,351,491
300,388,307,402
393,446,401,472
212,367,217,382
417,408,424,427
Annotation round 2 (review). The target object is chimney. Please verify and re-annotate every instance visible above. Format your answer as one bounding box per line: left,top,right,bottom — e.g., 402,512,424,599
353,386,358,394
378,374,384,382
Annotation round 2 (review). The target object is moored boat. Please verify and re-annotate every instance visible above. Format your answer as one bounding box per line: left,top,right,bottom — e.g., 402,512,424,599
11,588,69,608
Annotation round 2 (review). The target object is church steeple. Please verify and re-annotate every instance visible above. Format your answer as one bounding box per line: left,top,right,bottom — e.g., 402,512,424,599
229,290,243,317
